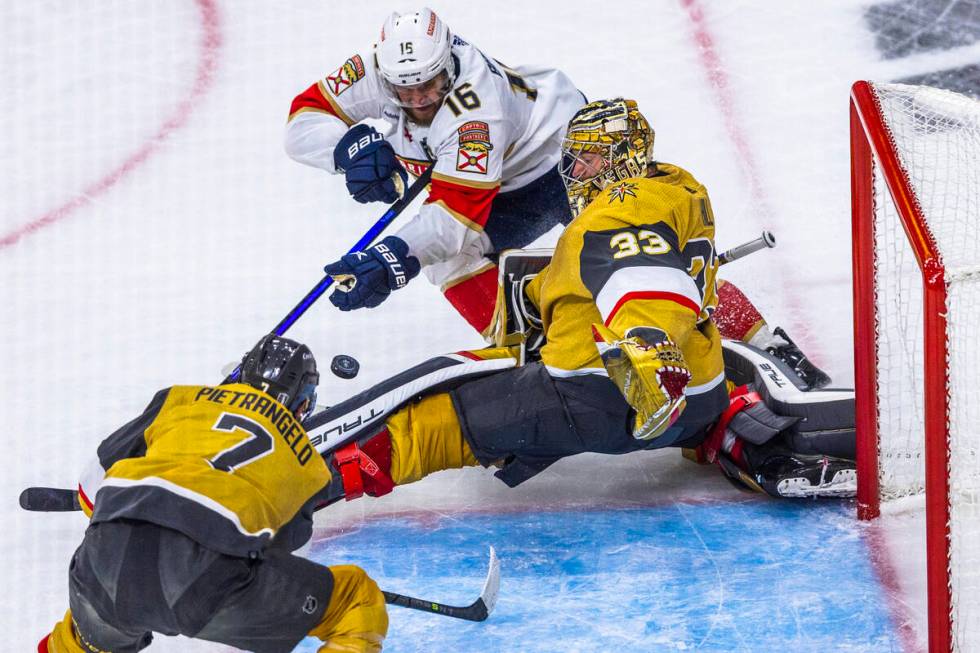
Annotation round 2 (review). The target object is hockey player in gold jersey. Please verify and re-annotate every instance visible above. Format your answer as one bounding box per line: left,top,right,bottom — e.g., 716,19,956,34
39,335,388,653
314,99,856,508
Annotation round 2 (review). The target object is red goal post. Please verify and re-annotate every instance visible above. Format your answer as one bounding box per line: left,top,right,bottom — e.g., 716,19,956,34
851,79,980,653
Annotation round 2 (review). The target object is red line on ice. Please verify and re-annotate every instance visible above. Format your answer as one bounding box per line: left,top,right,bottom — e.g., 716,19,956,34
679,0,822,363
0,0,222,250
864,521,927,653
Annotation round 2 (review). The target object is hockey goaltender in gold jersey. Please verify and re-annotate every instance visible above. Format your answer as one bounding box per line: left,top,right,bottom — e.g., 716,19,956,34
313,98,857,508
39,98,857,653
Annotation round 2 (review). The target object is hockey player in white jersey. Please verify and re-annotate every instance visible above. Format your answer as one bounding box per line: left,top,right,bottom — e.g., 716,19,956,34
286,8,831,389
285,8,585,337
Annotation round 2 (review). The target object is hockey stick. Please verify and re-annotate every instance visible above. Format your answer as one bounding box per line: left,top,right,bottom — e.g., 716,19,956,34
20,486,79,512
20,227,776,514
384,546,500,622
718,230,776,266
19,170,437,514
22,482,501,620
223,165,434,384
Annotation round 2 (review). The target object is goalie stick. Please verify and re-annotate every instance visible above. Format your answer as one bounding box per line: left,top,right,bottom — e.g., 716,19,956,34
385,546,500,622
718,230,776,266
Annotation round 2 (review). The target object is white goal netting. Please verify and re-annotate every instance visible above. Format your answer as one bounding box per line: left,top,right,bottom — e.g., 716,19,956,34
868,82,980,650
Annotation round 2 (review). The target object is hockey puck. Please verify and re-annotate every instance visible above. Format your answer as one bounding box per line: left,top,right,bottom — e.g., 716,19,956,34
330,354,360,379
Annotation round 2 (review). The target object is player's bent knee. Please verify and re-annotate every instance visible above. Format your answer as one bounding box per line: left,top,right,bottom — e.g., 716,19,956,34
310,566,388,653
41,611,87,653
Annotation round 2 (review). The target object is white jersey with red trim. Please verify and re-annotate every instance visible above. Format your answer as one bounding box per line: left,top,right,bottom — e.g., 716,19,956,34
285,35,583,282
524,164,725,395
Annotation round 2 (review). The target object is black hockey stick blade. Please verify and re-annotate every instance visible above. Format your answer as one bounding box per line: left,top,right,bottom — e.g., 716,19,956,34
383,546,500,622
19,486,80,512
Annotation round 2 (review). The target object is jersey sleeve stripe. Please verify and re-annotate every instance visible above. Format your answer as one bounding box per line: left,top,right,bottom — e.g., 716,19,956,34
287,82,354,126
594,266,702,323
77,483,94,516
431,170,502,190
426,177,500,229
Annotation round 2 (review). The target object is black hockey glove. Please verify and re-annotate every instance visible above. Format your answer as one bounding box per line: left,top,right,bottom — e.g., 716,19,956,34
334,125,408,204
324,236,421,310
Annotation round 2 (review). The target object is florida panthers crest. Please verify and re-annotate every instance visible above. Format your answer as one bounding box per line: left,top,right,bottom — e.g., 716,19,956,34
327,55,366,96
456,121,493,174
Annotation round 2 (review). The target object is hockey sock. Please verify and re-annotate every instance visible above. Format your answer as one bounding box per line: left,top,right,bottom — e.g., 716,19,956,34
309,566,388,653
41,612,88,653
442,265,499,338
714,279,775,343
387,392,479,484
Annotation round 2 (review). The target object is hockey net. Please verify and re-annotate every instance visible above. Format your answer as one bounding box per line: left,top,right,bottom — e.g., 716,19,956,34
851,80,980,653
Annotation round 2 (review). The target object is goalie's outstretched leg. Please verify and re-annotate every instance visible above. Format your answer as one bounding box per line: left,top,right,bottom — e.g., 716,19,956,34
694,385,856,499
713,280,831,390
322,393,480,504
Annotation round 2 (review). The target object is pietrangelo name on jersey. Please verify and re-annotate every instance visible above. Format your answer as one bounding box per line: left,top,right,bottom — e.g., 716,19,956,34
194,387,314,465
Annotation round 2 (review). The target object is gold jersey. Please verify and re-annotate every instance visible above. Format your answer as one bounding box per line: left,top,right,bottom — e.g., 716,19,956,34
527,163,725,393
89,384,329,557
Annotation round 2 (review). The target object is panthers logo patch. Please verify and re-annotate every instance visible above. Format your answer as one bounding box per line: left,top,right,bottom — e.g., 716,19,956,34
326,55,365,96
456,121,492,174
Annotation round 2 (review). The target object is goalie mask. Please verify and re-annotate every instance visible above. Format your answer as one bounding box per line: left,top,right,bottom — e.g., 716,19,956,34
376,8,456,110
559,98,655,217
239,335,320,421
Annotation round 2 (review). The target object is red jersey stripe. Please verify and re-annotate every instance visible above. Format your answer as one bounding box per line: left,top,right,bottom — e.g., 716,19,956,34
287,82,352,125
425,176,499,229
604,291,701,326
77,483,94,513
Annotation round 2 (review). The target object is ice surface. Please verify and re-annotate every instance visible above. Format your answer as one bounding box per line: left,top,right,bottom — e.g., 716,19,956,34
6,0,973,650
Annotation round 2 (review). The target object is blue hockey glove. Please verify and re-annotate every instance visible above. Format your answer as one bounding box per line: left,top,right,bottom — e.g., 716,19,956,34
324,236,421,310
334,125,408,204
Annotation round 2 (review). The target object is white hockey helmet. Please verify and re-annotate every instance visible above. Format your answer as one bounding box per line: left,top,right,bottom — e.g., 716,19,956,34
376,8,455,106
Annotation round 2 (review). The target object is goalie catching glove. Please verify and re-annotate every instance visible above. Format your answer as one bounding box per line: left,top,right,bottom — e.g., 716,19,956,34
592,323,692,441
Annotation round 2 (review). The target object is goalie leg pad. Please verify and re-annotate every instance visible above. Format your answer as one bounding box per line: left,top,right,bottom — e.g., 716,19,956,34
698,387,856,498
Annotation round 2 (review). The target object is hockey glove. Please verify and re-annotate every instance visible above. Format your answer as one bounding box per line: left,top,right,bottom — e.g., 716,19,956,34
324,236,421,311
334,124,408,204
592,323,692,441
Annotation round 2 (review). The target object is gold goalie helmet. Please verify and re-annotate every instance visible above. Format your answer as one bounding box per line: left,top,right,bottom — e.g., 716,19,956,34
558,98,655,217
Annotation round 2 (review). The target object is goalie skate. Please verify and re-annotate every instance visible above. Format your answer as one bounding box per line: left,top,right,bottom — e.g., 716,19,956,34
758,452,857,499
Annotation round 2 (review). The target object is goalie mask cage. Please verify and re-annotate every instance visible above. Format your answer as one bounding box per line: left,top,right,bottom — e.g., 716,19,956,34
851,80,980,653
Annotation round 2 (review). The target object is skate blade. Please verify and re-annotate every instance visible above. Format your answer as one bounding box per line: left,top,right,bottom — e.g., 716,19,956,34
776,469,856,498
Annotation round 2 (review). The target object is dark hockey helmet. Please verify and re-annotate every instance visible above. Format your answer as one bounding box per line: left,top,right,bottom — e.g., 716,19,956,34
238,335,320,420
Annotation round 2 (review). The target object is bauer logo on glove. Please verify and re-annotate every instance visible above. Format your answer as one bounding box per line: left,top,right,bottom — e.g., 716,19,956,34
324,236,420,311
592,322,692,441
